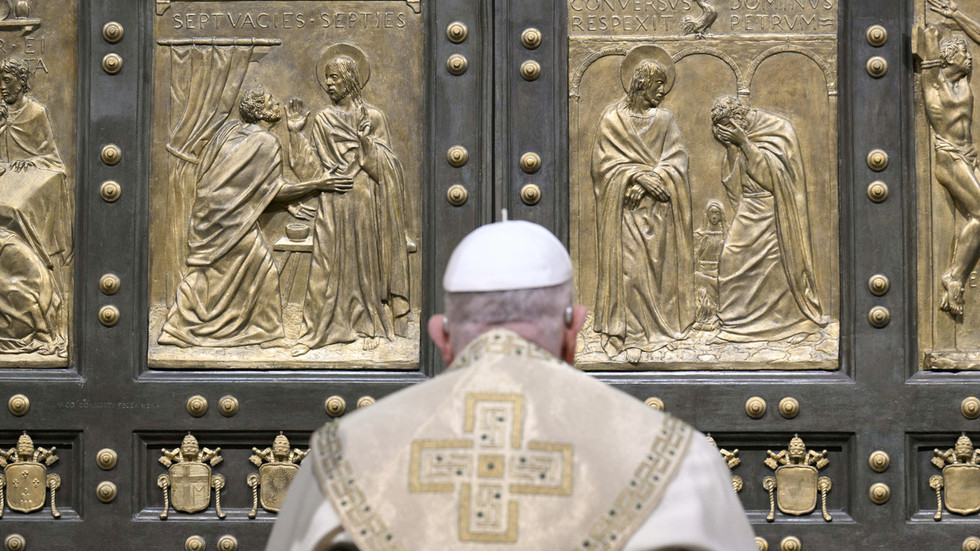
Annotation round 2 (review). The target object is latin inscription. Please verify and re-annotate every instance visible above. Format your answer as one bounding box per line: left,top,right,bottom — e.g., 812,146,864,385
569,0,837,35
172,10,410,30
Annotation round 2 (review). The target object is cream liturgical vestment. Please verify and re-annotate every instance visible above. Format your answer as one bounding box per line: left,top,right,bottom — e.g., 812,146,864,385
268,329,755,550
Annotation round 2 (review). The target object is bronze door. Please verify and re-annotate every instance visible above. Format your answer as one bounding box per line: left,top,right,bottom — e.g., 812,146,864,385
0,0,978,549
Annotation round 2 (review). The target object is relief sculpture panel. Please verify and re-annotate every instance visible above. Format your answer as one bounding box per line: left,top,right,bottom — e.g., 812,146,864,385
0,1,75,367
568,0,840,370
148,0,423,368
914,0,980,371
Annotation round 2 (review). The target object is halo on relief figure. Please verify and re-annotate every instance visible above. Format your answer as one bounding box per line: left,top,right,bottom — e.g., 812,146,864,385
316,43,371,94
619,45,676,95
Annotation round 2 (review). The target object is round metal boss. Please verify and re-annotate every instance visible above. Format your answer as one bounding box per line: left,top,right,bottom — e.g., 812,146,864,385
447,145,469,167
103,21,124,43
964,537,980,551
446,54,468,76
218,395,239,417
325,395,347,417
446,185,469,207
357,396,376,408
866,25,887,47
867,149,888,172
446,21,468,43
868,274,890,297
520,184,542,206
98,305,120,327
99,273,121,295
778,397,800,419
868,306,890,328
866,56,887,78
101,144,122,166
520,60,541,81
521,27,542,49
100,180,122,202
745,396,767,419
102,53,123,75
96,481,117,503
869,482,890,504
8,393,29,416
755,537,769,551
867,181,889,203
644,397,664,410
184,536,206,551
216,535,239,551
869,450,890,473
962,396,980,420
780,536,802,551
186,395,208,417
4,535,25,551
97,448,118,470
520,152,541,174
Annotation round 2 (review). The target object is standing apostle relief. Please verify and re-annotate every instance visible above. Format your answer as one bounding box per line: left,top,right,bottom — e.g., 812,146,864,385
0,1,75,366
569,0,839,370
148,1,422,369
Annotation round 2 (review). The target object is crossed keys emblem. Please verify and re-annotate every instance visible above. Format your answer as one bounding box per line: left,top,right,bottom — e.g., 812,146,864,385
247,432,308,518
157,433,225,519
0,432,61,518
763,434,832,522
930,433,980,520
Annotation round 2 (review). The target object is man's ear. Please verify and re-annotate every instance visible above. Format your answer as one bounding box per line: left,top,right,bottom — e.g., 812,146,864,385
560,304,588,364
427,314,454,365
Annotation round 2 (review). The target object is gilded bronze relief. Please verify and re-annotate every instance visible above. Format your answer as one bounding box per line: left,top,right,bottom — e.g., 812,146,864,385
0,432,61,518
157,433,225,519
247,433,307,517
930,433,980,519
914,0,980,370
147,1,423,369
0,1,75,367
569,0,839,370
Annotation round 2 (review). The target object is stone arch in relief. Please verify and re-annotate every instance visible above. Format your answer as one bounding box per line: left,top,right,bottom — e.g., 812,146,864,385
745,45,836,97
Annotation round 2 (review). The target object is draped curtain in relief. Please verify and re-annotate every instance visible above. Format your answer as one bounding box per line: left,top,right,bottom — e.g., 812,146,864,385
161,44,256,303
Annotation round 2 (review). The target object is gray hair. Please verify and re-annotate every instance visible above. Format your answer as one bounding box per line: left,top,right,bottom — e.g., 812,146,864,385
445,282,572,352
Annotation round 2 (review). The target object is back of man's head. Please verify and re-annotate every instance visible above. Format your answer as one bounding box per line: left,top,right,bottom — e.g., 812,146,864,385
433,220,584,363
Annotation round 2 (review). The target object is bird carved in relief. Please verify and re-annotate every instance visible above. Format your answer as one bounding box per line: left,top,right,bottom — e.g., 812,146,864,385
681,0,717,39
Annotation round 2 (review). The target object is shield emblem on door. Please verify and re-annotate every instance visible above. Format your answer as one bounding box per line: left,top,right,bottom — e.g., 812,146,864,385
775,464,818,516
5,462,47,513
943,464,980,515
259,463,299,512
169,463,212,514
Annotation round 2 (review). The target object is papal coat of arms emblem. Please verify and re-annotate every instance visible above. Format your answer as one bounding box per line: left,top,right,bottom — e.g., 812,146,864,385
763,434,832,522
0,432,61,518
247,432,308,518
931,433,980,520
157,433,225,519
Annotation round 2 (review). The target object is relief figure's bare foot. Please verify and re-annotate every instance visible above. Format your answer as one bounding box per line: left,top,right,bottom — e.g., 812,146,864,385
290,344,311,357
362,337,382,351
940,273,965,316
624,347,642,364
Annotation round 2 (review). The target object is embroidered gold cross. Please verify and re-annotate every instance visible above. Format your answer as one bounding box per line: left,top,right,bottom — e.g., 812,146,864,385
409,393,573,543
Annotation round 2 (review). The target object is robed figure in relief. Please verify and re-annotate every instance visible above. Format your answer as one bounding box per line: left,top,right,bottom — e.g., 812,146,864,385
591,46,694,361
710,96,825,342
287,44,411,355
160,89,350,347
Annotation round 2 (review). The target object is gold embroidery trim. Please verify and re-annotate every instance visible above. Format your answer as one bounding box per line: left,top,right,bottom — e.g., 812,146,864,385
575,414,693,551
448,328,566,372
314,423,404,551
409,392,575,544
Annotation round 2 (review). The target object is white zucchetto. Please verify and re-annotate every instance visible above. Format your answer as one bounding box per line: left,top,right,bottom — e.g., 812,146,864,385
443,220,573,292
